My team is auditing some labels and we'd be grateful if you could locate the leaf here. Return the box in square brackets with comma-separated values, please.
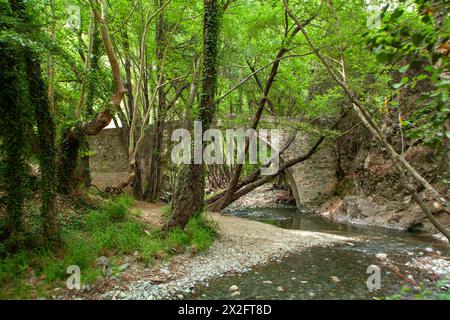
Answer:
[412, 33, 424, 46]
[376, 52, 393, 63]
[416, 74, 427, 81]
[399, 65, 409, 73]
[391, 8, 404, 20]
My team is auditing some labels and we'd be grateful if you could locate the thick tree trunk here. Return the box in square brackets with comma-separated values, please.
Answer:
[25, 49, 59, 243]
[165, 0, 220, 230]
[0, 37, 28, 241]
[145, 119, 165, 201]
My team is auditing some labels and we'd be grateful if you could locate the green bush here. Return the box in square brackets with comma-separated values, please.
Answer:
[140, 238, 165, 264]
[186, 214, 218, 251]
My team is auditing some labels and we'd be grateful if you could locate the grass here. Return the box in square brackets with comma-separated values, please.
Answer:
[0, 194, 217, 299]
[385, 279, 450, 300]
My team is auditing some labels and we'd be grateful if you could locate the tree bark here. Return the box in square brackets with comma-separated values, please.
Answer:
[25, 49, 59, 244]
[165, 0, 220, 230]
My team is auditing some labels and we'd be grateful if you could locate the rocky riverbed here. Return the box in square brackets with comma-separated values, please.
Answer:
[61, 195, 448, 300]
[100, 213, 351, 300]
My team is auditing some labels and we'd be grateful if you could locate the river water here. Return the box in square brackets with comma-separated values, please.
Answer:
[188, 206, 449, 300]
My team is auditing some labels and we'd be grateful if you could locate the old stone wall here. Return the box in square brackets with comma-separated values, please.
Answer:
[88, 128, 144, 191]
[281, 130, 337, 207]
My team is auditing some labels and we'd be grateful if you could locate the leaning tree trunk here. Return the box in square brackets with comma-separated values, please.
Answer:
[58, 0, 127, 195]
[283, 0, 450, 241]
[213, 24, 303, 212]
[165, 0, 220, 230]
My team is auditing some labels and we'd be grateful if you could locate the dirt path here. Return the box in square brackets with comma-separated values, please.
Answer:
[134, 201, 165, 227]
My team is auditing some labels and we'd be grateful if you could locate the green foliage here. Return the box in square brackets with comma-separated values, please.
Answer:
[366, 0, 450, 147]
[0, 195, 216, 298]
[0, 19, 33, 241]
[386, 279, 450, 300]
[186, 213, 218, 251]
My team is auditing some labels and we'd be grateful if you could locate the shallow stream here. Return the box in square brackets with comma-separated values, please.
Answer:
[189, 207, 449, 299]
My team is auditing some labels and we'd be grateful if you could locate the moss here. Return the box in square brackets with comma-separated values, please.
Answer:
[334, 176, 354, 197]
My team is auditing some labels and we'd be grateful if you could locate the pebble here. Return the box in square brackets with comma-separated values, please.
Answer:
[160, 268, 170, 275]
[231, 291, 240, 297]
[440, 284, 450, 291]
[276, 286, 284, 292]
[375, 253, 387, 261]
[424, 247, 433, 254]
[97, 256, 109, 266]
[262, 280, 273, 285]
[229, 285, 239, 292]
[119, 263, 130, 272]
[330, 276, 340, 283]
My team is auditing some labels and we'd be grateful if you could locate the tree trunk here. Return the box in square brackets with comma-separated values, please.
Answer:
[25, 49, 59, 244]
[47, 0, 56, 114]
[0, 34, 28, 241]
[212, 25, 302, 211]
[165, 0, 220, 230]
[145, 0, 166, 202]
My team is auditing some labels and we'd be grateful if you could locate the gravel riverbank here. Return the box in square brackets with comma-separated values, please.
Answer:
[102, 213, 352, 300]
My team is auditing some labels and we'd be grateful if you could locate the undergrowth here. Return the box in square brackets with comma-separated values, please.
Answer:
[385, 279, 450, 300]
[0, 195, 217, 299]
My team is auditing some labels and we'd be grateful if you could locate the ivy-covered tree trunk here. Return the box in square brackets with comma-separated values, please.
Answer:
[57, 127, 83, 195]
[0, 41, 29, 242]
[1, 0, 58, 244]
[24, 50, 59, 244]
[165, 0, 220, 230]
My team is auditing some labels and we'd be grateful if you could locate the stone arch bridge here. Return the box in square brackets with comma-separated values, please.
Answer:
[88, 118, 337, 208]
